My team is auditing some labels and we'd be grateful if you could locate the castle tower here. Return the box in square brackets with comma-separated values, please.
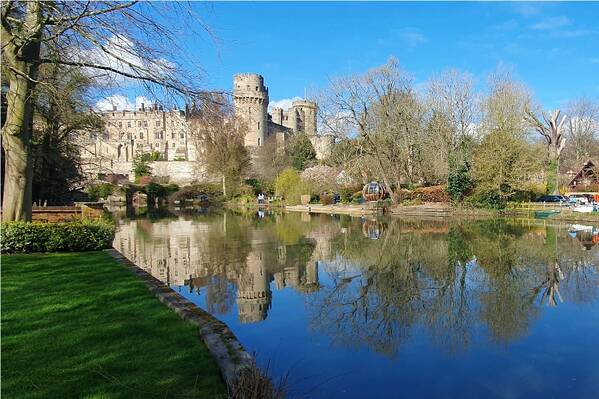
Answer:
[236, 249, 272, 323]
[291, 100, 317, 135]
[233, 73, 269, 147]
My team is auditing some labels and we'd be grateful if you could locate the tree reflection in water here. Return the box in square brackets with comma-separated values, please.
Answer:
[306, 217, 598, 355]
[113, 211, 598, 358]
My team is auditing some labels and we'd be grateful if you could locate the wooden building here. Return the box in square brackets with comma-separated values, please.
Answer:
[568, 160, 598, 190]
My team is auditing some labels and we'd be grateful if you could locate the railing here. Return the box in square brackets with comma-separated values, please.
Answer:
[507, 202, 573, 211]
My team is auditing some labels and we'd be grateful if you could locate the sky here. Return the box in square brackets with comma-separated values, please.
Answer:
[99, 1, 599, 111]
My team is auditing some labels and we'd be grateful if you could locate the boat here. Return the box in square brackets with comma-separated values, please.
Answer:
[534, 210, 561, 219]
[573, 205, 597, 213]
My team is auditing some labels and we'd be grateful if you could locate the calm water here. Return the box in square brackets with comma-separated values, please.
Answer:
[113, 210, 599, 399]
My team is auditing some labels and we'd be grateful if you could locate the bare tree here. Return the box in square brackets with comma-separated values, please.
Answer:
[188, 95, 249, 199]
[1, 1, 208, 220]
[319, 58, 413, 203]
[426, 69, 478, 181]
[525, 107, 567, 194]
[563, 98, 599, 170]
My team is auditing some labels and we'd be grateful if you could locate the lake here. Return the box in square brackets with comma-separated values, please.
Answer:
[113, 210, 599, 399]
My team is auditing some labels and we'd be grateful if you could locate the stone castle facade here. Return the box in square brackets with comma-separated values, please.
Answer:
[80, 74, 332, 184]
[233, 73, 329, 157]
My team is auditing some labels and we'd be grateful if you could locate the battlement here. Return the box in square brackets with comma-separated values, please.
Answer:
[291, 100, 317, 109]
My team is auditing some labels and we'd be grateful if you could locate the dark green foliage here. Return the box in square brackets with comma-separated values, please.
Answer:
[339, 187, 353, 204]
[352, 191, 363, 204]
[169, 183, 224, 203]
[465, 189, 506, 209]
[143, 182, 178, 203]
[1, 252, 225, 398]
[86, 183, 115, 201]
[132, 151, 161, 180]
[245, 178, 274, 196]
[447, 162, 473, 202]
[1, 220, 115, 253]
[289, 133, 317, 170]
[546, 158, 558, 194]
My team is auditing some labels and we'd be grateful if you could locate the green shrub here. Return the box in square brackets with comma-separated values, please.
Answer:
[87, 183, 115, 201]
[447, 163, 473, 202]
[351, 191, 363, 204]
[169, 183, 223, 203]
[1, 220, 116, 253]
[464, 189, 506, 209]
[339, 187, 353, 204]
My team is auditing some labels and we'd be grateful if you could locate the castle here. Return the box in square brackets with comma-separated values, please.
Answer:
[233, 73, 329, 157]
[80, 74, 332, 184]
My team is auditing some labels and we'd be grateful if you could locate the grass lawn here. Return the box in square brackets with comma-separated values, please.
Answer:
[1, 251, 226, 399]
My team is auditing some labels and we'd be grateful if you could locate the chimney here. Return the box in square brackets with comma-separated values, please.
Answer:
[112, 105, 117, 111]
[140, 103, 145, 111]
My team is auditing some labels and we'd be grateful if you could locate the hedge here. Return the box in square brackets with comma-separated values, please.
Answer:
[1, 220, 116, 253]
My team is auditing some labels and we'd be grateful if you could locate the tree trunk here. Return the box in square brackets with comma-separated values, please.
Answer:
[1, 1, 42, 221]
[222, 174, 227, 199]
[2, 71, 38, 221]
[547, 150, 560, 195]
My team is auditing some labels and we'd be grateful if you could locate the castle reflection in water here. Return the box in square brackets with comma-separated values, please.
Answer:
[113, 212, 332, 323]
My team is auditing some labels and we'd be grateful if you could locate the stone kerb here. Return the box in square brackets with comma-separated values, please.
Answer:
[105, 249, 255, 387]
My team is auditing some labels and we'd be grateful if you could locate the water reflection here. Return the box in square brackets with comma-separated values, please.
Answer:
[113, 211, 599, 397]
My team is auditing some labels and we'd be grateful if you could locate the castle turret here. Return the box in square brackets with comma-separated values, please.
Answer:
[236, 249, 271, 323]
[291, 100, 317, 135]
[233, 73, 269, 147]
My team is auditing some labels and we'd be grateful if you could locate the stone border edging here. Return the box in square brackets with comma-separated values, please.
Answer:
[105, 248, 254, 387]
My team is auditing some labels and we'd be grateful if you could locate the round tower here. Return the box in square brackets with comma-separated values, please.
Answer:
[236, 250, 271, 323]
[292, 100, 317, 135]
[233, 73, 269, 146]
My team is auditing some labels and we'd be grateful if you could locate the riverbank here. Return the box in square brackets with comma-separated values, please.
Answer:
[1, 252, 226, 398]
[284, 203, 599, 224]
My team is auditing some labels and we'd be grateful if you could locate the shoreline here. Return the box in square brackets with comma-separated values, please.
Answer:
[106, 249, 256, 387]
[283, 203, 599, 224]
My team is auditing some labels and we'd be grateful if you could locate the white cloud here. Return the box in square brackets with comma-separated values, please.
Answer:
[79, 35, 175, 86]
[268, 96, 303, 111]
[397, 28, 427, 48]
[95, 95, 134, 111]
[531, 16, 571, 30]
[95, 95, 156, 111]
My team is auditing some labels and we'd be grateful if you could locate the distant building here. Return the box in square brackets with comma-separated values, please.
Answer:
[233, 73, 333, 159]
[568, 160, 598, 190]
[80, 73, 333, 184]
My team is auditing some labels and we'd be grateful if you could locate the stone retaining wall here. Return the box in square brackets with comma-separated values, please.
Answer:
[105, 249, 255, 387]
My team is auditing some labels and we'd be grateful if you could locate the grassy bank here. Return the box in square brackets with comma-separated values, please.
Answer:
[1, 251, 226, 398]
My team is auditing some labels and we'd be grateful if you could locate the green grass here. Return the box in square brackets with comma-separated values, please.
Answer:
[1, 251, 226, 399]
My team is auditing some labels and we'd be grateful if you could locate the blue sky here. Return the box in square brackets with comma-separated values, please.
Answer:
[105, 2, 599, 110]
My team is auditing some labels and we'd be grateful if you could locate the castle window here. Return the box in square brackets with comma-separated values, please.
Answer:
[171, 132, 175, 139]
[127, 121, 131, 128]
[143, 121, 148, 127]
[138, 121, 142, 127]
[257, 122, 260, 129]
[140, 132, 144, 139]
[156, 120, 161, 127]
[180, 133, 184, 138]
[156, 143, 160, 148]
[155, 132, 159, 139]
[127, 133, 132, 140]
[118, 121, 122, 128]
[258, 138, 261, 146]
[256, 86, 258, 91]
